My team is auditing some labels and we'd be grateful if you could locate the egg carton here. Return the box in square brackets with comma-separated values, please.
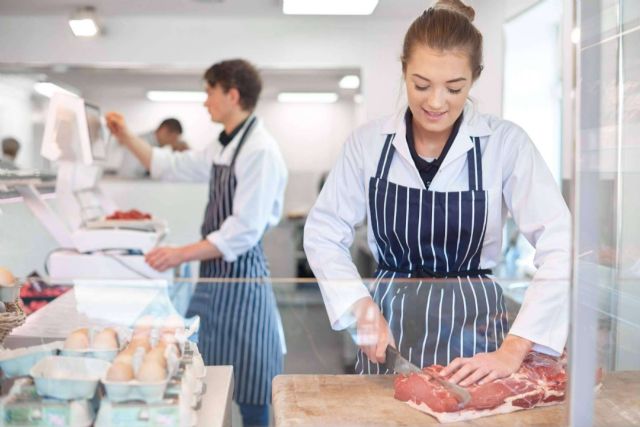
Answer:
[94, 396, 197, 427]
[30, 355, 111, 400]
[101, 347, 181, 404]
[0, 341, 64, 378]
[0, 378, 95, 427]
[61, 327, 129, 362]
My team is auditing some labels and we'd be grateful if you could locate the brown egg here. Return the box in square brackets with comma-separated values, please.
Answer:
[93, 328, 119, 350]
[158, 335, 181, 356]
[127, 337, 151, 354]
[132, 328, 151, 340]
[114, 351, 134, 365]
[64, 328, 90, 350]
[136, 360, 166, 382]
[106, 362, 134, 382]
[160, 314, 185, 335]
[0, 267, 17, 287]
[136, 315, 156, 328]
[144, 347, 167, 369]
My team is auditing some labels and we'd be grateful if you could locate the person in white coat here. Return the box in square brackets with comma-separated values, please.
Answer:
[106, 59, 287, 427]
[304, 0, 570, 387]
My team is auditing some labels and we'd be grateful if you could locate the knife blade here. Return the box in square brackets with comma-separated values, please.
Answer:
[385, 346, 471, 408]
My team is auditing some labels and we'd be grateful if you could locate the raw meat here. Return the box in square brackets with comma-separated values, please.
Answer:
[106, 209, 152, 220]
[394, 351, 567, 423]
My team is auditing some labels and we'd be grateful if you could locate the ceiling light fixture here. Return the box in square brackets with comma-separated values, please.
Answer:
[339, 75, 360, 89]
[146, 91, 207, 102]
[283, 0, 379, 15]
[33, 82, 78, 98]
[277, 92, 339, 103]
[69, 6, 101, 37]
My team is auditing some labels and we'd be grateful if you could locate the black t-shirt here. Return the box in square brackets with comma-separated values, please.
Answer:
[218, 117, 249, 147]
[405, 108, 463, 190]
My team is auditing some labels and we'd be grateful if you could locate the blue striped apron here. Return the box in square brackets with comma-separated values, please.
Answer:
[186, 117, 283, 405]
[356, 133, 510, 374]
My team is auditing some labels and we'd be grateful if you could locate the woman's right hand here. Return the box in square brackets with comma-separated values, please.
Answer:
[352, 297, 395, 364]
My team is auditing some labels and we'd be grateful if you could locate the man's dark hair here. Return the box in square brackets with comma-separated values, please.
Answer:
[2, 137, 20, 157]
[204, 59, 262, 111]
[157, 118, 183, 134]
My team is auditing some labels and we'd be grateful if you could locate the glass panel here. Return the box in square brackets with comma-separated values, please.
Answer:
[572, 0, 640, 424]
[621, 0, 640, 32]
[580, 0, 619, 47]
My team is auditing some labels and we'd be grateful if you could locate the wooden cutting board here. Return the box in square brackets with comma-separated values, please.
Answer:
[272, 372, 640, 426]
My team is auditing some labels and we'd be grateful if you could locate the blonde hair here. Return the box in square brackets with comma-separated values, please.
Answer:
[401, 0, 483, 80]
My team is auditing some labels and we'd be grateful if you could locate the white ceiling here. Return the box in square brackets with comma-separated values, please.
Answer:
[0, 0, 430, 19]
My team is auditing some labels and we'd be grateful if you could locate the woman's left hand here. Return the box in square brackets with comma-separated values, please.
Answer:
[439, 335, 532, 387]
[145, 246, 185, 272]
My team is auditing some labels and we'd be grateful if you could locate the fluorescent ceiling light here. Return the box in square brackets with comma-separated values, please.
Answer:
[34, 82, 78, 98]
[69, 7, 100, 37]
[354, 94, 364, 104]
[69, 19, 98, 37]
[278, 92, 339, 103]
[146, 91, 207, 102]
[339, 75, 360, 89]
[283, 0, 379, 15]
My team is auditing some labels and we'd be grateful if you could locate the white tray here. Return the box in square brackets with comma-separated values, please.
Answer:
[85, 218, 166, 232]
[0, 341, 63, 378]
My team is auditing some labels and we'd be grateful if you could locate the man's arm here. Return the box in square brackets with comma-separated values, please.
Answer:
[105, 112, 152, 170]
[144, 240, 223, 272]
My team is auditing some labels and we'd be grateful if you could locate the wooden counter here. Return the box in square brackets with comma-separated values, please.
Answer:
[273, 372, 640, 426]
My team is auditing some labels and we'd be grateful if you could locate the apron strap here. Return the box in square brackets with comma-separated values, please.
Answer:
[467, 136, 484, 191]
[378, 262, 492, 278]
[375, 134, 396, 179]
[230, 116, 258, 168]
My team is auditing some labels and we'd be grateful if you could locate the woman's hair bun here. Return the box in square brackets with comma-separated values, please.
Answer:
[433, 0, 475, 22]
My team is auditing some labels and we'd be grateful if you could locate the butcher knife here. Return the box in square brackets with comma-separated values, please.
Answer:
[385, 346, 471, 408]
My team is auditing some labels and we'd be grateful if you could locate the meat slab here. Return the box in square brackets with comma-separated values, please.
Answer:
[106, 209, 152, 220]
[394, 352, 567, 423]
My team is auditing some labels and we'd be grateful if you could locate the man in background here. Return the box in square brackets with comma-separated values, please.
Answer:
[116, 118, 184, 178]
[1, 137, 20, 170]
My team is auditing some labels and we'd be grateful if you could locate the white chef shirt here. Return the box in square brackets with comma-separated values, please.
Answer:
[304, 101, 570, 356]
[150, 117, 288, 263]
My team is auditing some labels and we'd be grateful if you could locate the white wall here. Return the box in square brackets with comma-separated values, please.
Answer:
[258, 100, 356, 173]
[503, 0, 563, 182]
[0, 75, 36, 168]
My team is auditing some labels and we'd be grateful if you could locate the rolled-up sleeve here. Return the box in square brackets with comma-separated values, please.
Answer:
[205, 146, 287, 262]
[150, 146, 213, 182]
[500, 125, 571, 356]
[303, 133, 371, 330]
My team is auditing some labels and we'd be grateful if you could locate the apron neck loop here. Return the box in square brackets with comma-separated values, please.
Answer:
[466, 136, 484, 191]
[230, 116, 258, 168]
[375, 134, 396, 180]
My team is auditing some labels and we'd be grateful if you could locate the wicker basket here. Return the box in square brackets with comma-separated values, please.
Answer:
[0, 298, 26, 345]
